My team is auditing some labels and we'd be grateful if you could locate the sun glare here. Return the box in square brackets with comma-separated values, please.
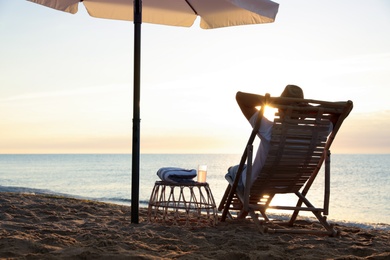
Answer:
[263, 105, 277, 121]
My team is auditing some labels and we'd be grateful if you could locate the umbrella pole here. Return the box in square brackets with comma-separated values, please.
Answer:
[131, 0, 142, 224]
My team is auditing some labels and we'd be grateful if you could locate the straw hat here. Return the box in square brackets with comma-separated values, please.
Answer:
[280, 85, 304, 99]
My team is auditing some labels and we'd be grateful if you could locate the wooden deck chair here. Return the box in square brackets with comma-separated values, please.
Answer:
[218, 94, 353, 236]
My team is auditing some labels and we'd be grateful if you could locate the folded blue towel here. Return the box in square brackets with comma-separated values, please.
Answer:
[157, 167, 197, 183]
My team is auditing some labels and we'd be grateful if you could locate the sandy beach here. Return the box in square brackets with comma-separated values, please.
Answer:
[0, 192, 389, 259]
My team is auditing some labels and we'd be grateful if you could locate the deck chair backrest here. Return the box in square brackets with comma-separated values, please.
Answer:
[248, 96, 353, 202]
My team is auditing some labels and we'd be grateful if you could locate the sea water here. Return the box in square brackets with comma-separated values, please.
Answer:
[0, 154, 388, 229]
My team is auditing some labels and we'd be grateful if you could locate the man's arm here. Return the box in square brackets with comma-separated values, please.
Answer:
[236, 91, 265, 121]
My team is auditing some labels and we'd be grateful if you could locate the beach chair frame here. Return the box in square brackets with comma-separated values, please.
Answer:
[218, 94, 353, 236]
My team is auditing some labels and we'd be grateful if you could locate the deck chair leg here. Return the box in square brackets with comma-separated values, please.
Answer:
[218, 185, 231, 211]
[221, 189, 234, 221]
[290, 150, 331, 225]
[249, 210, 265, 234]
[259, 209, 270, 222]
[294, 192, 337, 236]
[220, 162, 248, 221]
[259, 194, 274, 222]
[218, 185, 234, 222]
[226, 211, 234, 220]
[219, 184, 243, 221]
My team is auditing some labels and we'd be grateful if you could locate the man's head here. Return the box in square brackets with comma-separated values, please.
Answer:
[280, 85, 304, 99]
[278, 85, 305, 119]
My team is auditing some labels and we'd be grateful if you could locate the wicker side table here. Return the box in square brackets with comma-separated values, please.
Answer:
[148, 181, 217, 227]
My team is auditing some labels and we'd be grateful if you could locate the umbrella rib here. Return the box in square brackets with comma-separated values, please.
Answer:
[185, 0, 198, 15]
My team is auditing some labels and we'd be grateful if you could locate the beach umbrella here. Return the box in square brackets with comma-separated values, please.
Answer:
[26, 0, 279, 223]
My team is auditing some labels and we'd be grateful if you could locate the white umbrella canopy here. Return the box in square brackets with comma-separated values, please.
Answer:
[27, 0, 279, 223]
[28, 0, 279, 28]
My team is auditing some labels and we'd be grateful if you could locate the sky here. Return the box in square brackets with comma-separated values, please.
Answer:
[1, 0, 390, 154]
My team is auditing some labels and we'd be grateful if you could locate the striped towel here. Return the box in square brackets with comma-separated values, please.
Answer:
[157, 167, 197, 183]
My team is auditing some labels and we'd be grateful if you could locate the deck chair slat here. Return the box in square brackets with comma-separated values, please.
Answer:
[263, 157, 322, 164]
